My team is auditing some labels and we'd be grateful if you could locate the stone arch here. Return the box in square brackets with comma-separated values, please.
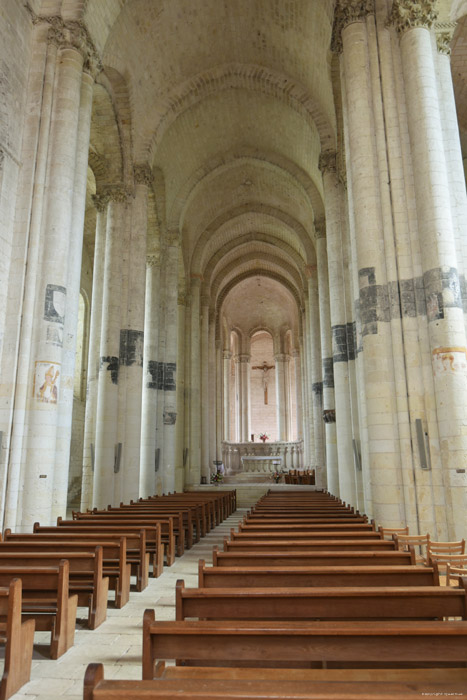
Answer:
[146, 62, 336, 163]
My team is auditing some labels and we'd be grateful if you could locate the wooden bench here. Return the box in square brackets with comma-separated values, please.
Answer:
[111, 504, 199, 545]
[32, 523, 160, 583]
[0, 560, 77, 659]
[212, 546, 417, 567]
[223, 538, 397, 553]
[0, 549, 108, 629]
[176, 579, 466, 621]
[142, 613, 467, 676]
[230, 529, 383, 543]
[238, 522, 377, 534]
[83, 662, 467, 699]
[2, 535, 131, 607]
[138, 498, 207, 537]
[198, 561, 440, 587]
[0, 579, 35, 700]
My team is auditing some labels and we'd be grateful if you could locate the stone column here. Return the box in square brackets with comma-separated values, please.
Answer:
[208, 313, 217, 469]
[315, 223, 339, 496]
[53, 65, 95, 519]
[307, 271, 325, 484]
[292, 349, 302, 442]
[391, 0, 467, 538]
[216, 339, 223, 465]
[337, 0, 404, 525]
[118, 164, 150, 501]
[161, 236, 180, 493]
[174, 291, 186, 492]
[19, 32, 88, 528]
[93, 188, 128, 509]
[200, 296, 210, 481]
[274, 353, 289, 441]
[319, 150, 356, 504]
[222, 350, 232, 441]
[188, 276, 201, 484]
[139, 253, 161, 498]
[80, 194, 108, 510]
[237, 354, 251, 442]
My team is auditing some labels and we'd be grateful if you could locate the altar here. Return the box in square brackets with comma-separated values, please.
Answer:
[222, 440, 303, 474]
[241, 455, 283, 473]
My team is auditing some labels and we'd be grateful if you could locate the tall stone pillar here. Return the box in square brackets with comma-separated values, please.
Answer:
[274, 354, 289, 441]
[80, 194, 108, 510]
[174, 291, 186, 492]
[161, 236, 180, 493]
[16, 29, 93, 529]
[237, 354, 251, 442]
[200, 296, 210, 481]
[216, 339, 223, 465]
[292, 349, 302, 442]
[307, 271, 325, 484]
[319, 151, 356, 505]
[315, 224, 339, 496]
[208, 314, 217, 469]
[119, 164, 150, 501]
[223, 350, 232, 441]
[188, 276, 201, 484]
[140, 253, 161, 498]
[53, 66, 95, 520]
[93, 189, 128, 508]
[391, 1, 467, 538]
[337, 1, 404, 525]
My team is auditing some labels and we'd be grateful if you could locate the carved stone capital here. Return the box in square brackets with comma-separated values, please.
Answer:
[274, 353, 289, 363]
[223, 350, 233, 360]
[178, 292, 187, 306]
[166, 231, 180, 248]
[0, 149, 4, 169]
[314, 220, 326, 240]
[26, 8, 102, 76]
[319, 150, 337, 174]
[389, 0, 438, 36]
[435, 23, 456, 55]
[236, 354, 251, 363]
[146, 253, 160, 268]
[134, 163, 154, 186]
[201, 295, 210, 308]
[92, 192, 110, 212]
[105, 186, 129, 204]
[332, 0, 375, 53]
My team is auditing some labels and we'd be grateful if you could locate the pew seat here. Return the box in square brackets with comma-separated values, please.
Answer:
[0, 579, 35, 700]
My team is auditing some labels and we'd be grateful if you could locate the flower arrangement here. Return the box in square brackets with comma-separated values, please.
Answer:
[210, 471, 224, 483]
[259, 432, 269, 442]
[272, 471, 282, 483]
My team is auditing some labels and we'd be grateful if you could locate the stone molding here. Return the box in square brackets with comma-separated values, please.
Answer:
[92, 192, 110, 212]
[319, 150, 337, 174]
[389, 0, 438, 36]
[134, 163, 154, 186]
[26, 6, 102, 76]
[332, 0, 375, 53]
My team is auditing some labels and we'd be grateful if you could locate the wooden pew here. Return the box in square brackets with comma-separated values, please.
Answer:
[237, 522, 377, 534]
[138, 498, 207, 537]
[83, 662, 467, 700]
[111, 504, 199, 545]
[0, 560, 77, 659]
[2, 535, 132, 607]
[0, 549, 108, 629]
[0, 579, 35, 700]
[142, 612, 467, 676]
[212, 546, 417, 567]
[230, 529, 383, 542]
[176, 579, 466, 621]
[223, 537, 398, 553]
[32, 523, 160, 583]
[198, 560, 440, 587]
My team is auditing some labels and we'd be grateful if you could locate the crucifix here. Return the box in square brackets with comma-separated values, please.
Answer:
[252, 360, 275, 404]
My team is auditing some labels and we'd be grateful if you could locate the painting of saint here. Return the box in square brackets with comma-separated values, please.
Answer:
[35, 362, 60, 403]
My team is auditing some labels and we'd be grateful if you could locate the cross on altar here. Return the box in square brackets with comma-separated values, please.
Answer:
[252, 361, 275, 404]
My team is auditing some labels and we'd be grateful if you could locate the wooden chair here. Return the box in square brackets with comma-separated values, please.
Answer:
[394, 533, 430, 563]
[378, 526, 409, 541]
[446, 562, 467, 586]
[427, 541, 466, 571]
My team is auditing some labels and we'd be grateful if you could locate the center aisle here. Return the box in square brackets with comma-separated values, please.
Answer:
[14, 509, 246, 700]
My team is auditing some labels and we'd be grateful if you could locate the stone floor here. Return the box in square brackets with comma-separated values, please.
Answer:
[11, 509, 245, 699]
